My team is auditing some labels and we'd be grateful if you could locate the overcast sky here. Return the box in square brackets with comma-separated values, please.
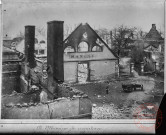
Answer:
[2, 0, 165, 38]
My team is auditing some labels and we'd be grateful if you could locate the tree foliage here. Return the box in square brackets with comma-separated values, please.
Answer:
[95, 25, 148, 57]
[130, 42, 144, 64]
[111, 25, 137, 57]
[95, 28, 110, 45]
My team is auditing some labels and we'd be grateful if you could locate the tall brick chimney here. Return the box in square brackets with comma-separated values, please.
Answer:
[24, 26, 36, 68]
[47, 21, 64, 97]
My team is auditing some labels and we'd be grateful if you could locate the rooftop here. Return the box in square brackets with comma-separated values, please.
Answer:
[145, 24, 163, 41]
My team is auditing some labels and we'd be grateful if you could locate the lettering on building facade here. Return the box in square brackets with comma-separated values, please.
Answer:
[69, 54, 94, 59]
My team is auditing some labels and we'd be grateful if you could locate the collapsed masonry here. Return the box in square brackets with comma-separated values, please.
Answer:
[2, 21, 92, 119]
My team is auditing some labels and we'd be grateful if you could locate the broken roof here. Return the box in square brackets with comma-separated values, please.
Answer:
[63, 23, 118, 59]
[145, 24, 163, 41]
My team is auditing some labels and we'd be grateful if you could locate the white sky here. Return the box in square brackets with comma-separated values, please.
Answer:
[2, 0, 165, 38]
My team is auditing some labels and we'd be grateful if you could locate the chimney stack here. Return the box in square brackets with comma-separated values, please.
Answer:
[47, 21, 64, 82]
[152, 24, 156, 29]
[47, 21, 64, 81]
[47, 21, 64, 97]
[24, 26, 36, 68]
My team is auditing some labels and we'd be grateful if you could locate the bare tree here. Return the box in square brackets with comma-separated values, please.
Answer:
[134, 28, 147, 39]
[130, 41, 144, 64]
[95, 28, 110, 45]
[111, 25, 137, 57]
[36, 26, 46, 37]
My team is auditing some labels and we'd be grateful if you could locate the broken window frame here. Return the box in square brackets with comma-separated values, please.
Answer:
[64, 45, 75, 53]
[78, 41, 89, 52]
[92, 45, 102, 52]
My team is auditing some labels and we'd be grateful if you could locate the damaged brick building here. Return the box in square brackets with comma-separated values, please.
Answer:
[2, 21, 92, 119]
[36, 23, 119, 83]
[63, 23, 118, 83]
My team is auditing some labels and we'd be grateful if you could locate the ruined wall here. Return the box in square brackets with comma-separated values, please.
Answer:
[2, 97, 92, 119]
[2, 62, 21, 95]
[63, 60, 117, 83]
[63, 44, 118, 83]
[64, 45, 117, 62]
[2, 73, 21, 95]
[2, 47, 21, 95]
[90, 60, 116, 81]
[64, 62, 77, 83]
[2, 82, 92, 119]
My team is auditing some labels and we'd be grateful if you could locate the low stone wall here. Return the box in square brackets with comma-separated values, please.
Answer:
[2, 81, 92, 119]
[2, 96, 92, 119]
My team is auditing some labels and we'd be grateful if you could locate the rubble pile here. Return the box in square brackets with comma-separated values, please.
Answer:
[58, 83, 88, 98]
[2, 83, 92, 119]
[2, 83, 89, 109]
[92, 104, 122, 119]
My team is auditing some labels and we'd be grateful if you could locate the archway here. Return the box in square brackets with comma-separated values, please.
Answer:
[64, 46, 75, 53]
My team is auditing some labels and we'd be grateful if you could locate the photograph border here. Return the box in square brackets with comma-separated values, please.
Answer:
[0, 0, 165, 133]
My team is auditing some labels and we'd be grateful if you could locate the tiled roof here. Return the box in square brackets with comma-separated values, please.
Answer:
[145, 24, 163, 41]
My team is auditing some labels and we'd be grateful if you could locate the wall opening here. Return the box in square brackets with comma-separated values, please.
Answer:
[77, 62, 89, 83]
[78, 41, 88, 52]
[92, 45, 102, 52]
[64, 46, 75, 53]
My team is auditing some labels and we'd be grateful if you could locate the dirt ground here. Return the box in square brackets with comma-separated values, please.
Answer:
[72, 75, 164, 119]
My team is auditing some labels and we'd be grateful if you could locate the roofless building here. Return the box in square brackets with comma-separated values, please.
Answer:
[35, 23, 119, 83]
[62, 23, 118, 83]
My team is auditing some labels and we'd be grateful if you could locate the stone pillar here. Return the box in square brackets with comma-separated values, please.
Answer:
[117, 64, 120, 77]
[130, 62, 134, 74]
[156, 62, 160, 71]
[140, 62, 144, 75]
[47, 20, 64, 97]
[24, 26, 36, 68]
[154, 62, 160, 71]
[115, 61, 119, 78]
[153, 61, 157, 72]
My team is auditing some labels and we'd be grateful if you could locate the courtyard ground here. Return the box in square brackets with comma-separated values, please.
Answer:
[71, 74, 164, 119]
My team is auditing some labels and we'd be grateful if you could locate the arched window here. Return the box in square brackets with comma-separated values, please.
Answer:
[92, 45, 102, 52]
[64, 46, 75, 53]
[78, 41, 88, 52]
